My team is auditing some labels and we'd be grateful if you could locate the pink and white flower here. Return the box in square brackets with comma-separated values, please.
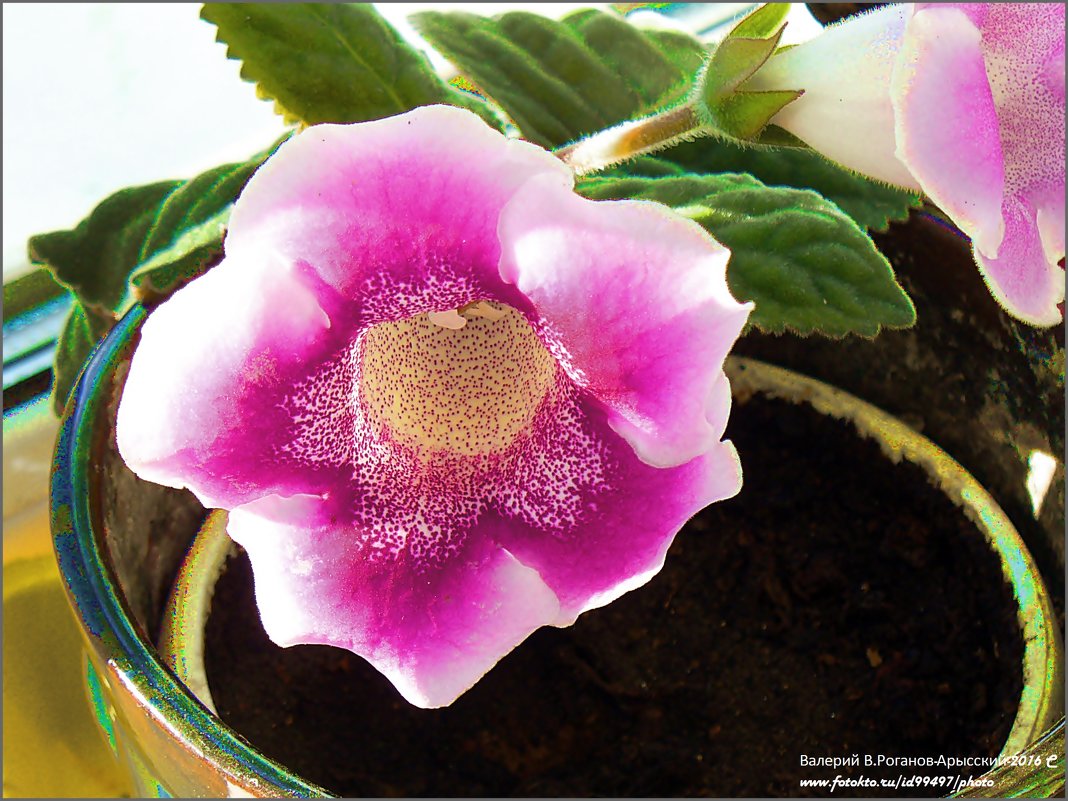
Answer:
[750, 3, 1065, 326]
[117, 105, 751, 708]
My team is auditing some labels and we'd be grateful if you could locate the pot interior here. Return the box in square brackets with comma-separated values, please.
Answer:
[152, 357, 1061, 797]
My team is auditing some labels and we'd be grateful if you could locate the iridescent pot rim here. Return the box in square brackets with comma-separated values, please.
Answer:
[53, 305, 1063, 798]
[50, 303, 329, 797]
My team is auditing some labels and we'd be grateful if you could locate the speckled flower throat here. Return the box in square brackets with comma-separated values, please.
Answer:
[360, 302, 557, 457]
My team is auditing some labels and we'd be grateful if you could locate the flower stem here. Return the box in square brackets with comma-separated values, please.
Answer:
[554, 103, 708, 176]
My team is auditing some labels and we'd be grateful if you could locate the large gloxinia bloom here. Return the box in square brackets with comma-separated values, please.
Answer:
[749, 3, 1065, 327]
[117, 105, 751, 708]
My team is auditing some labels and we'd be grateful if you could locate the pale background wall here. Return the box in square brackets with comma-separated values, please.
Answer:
[2, 3, 819, 280]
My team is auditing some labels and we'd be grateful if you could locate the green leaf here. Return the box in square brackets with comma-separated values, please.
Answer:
[731, 3, 791, 39]
[137, 159, 259, 264]
[2, 267, 67, 323]
[700, 25, 785, 102]
[51, 301, 100, 416]
[132, 136, 290, 298]
[706, 88, 803, 140]
[29, 150, 272, 316]
[200, 3, 500, 128]
[129, 206, 230, 302]
[561, 10, 703, 109]
[576, 174, 916, 338]
[412, 8, 706, 147]
[29, 181, 181, 316]
[644, 28, 708, 82]
[664, 138, 922, 232]
[597, 155, 689, 179]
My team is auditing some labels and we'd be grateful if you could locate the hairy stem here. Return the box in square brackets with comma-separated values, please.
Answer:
[553, 103, 708, 175]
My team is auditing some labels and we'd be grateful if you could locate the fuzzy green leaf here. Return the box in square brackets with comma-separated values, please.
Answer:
[412, 8, 705, 147]
[29, 182, 181, 316]
[51, 300, 101, 416]
[128, 147, 279, 299]
[700, 27, 785, 102]
[29, 151, 271, 316]
[137, 159, 259, 264]
[200, 3, 499, 128]
[597, 155, 689, 179]
[731, 3, 791, 39]
[665, 138, 922, 232]
[644, 28, 708, 80]
[561, 10, 704, 109]
[706, 88, 803, 140]
[128, 206, 230, 303]
[576, 174, 916, 337]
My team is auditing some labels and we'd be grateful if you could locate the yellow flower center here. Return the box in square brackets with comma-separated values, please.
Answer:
[359, 302, 557, 456]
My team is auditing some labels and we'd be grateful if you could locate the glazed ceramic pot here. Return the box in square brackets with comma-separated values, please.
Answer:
[51, 305, 327, 797]
[52, 297, 1064, 797]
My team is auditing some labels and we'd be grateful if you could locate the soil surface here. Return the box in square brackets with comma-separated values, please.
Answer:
[204, 395, 1024, 797]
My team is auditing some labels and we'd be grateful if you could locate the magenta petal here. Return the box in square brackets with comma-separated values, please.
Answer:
[892, 6, 1005, 256]
[492, 394, 743, 622]
[228, 383, 742, 706]
[498, 175, 751, 468]
[973, 193, 1066, 327]
[117, 104, 751, 708]
[116, 251, 340, 509]
[117, 106, 573, 509]
[895, 4, 1065, 325]
[225, 105, 573, 319]
[228, 495, 560, 709]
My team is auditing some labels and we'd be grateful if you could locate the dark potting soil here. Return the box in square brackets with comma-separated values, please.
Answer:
[204, 394, 1024, 797]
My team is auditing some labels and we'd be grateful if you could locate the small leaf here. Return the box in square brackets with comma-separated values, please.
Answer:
[138, 159, 260, 263]
[200, 3, 499, 128]
[731, 3, 791, 39]
[413, 8, 705, 147]
[643, 28, 707, 81]
[134, 137, 290, 298]
[51, 300, 100, 416]
[664, 138, 922, 232]
[29, 182, 181, 316]
[576, 174, 916, 338]
[413, 11, 616, 147]
[563, 10, 703, 109]
[700, 26, 786, 102]
[597, 155, 689, 179]
[129, 206, 229, 302]
[707, 88, 803, 140]
[29, 150, 272, 316]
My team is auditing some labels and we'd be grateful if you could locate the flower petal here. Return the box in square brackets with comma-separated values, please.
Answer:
[117, 106, 573, 509]
[228, 379, 743, 706]
[897, 3, 1065, 325]
[116, 251, 342, 509]
[228, 495, 561, 709]
[748, 4, 920, 190]
[973, 192, 1066, 327]
[118, 104, 753, 709]
[1036, 190, 1065, 269]
[892, 6, 1006, 256]
[498, 175, 751, 468]
[225, 104, 573, 321]
[492, 394, 744, 623]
